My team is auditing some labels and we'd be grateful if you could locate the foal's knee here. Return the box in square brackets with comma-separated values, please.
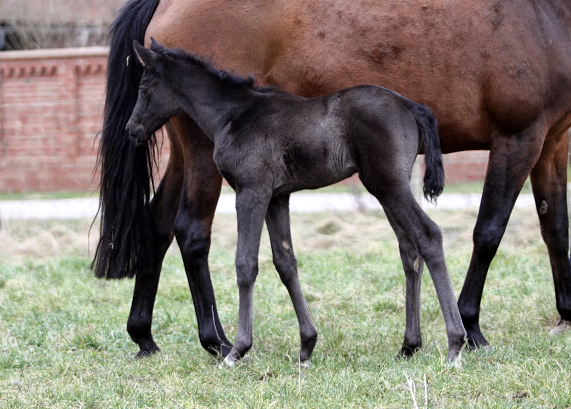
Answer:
[235, 255, 259, 288]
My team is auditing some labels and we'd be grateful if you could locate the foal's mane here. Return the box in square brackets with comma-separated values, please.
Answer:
[151, 41, 279, 92]
[152, 41, 277, 93]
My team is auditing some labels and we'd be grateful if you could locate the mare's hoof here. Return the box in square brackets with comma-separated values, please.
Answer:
[135, 345, 160, 359]
[549, 319, 571, 335]
[397, 345, 421, 359]
[465, 332, 489, 350]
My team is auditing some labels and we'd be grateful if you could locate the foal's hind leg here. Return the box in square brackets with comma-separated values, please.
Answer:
[384, 192, 465, 361]
[361, 176, 466, 360]
[530, 131, 571, 331]
[385, 212, 424, 358]
[265, 195, 318, 363]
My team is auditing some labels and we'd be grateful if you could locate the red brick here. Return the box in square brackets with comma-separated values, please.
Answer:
[0, 48, 488, 193]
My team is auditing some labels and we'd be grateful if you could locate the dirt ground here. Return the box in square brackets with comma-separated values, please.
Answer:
[0, 205, 543, 261]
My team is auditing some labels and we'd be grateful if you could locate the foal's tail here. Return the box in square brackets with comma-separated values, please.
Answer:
[92, 0, 160, 279]
[406, 101, 445, 202]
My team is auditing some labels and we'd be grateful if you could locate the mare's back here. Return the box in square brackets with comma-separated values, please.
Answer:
[147, 0, 571, 149]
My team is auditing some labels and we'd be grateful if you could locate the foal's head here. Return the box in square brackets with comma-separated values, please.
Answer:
[125, 39, 187, 144]
[125, 39, 256, 145]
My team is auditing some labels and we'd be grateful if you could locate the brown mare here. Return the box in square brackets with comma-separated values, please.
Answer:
[94, 0, 571, 358]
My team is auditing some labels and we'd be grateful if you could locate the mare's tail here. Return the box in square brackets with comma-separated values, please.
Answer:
[406, 101, 445, 202]
[92, 0, 160, 279]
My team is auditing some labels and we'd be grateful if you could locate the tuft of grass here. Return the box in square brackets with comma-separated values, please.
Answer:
[1, 207, 568, 408]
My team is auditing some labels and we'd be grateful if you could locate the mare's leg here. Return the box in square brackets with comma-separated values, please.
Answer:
[127, 123, 183, 357]
[173, 117, 232, 357]
[457, 125, 546, 348]
[530, 130, 571, 329]
[360, 175, 465, 360]
[265, 195, 318, 363]
[384, 211, 424, 357]
[223, 189, 271, 366]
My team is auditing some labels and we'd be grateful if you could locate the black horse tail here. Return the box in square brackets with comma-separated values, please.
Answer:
[92, 0, 160, 279]
[406, 101, 445, 202]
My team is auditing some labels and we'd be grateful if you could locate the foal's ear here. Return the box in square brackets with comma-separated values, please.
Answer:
[149, 37, 167, 53]
[132, 40, 158, 68]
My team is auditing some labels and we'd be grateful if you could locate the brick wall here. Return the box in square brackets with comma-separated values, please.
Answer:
[1, 47, 107, 192]
[0, 47, 487, 193]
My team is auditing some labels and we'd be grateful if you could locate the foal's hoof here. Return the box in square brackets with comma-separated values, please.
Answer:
[219, 352, 253, 368]
[220, 356, 237, 368]
[549, 319, 571, 336]
[446, 352, 463, 369]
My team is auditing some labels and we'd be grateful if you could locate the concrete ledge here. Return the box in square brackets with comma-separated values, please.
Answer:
[0, 46, 109, 61]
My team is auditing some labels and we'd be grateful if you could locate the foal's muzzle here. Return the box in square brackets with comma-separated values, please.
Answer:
[125, 120, 150, 146]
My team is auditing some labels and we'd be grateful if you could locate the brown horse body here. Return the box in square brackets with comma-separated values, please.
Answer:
[95, 0, 571, 357]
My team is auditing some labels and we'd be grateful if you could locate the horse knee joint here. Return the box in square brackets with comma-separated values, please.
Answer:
[458, 302, 479, 326]
[235, 257, 258, 287]
[183, 237, 211, 258]
[174, 215, 211, 253]
[473, 224, 503, 256]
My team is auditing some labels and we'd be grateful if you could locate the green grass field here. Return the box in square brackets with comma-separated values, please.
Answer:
[1, 208, 569, 408]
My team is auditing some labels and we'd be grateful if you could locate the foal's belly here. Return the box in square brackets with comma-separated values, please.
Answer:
[272, 134, 357, 196]
[274, 165, 356, 196]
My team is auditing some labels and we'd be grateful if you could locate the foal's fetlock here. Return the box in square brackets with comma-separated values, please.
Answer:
[299, 331, 318, 363]
[221, 349, 241, 368]
[446, 335, 467, 365]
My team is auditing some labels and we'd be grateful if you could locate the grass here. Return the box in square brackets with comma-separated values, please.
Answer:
[0, 191, 98, 201]
[0, 208, 569, 408]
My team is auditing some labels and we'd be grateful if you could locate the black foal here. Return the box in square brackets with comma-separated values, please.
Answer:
[126, 39, 466, 365]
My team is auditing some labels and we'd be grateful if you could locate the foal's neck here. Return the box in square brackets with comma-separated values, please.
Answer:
[175, 70, 252, 141]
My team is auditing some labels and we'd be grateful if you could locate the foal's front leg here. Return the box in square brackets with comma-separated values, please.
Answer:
[223, 189, 271, 367]
[265, 195, 318, 364]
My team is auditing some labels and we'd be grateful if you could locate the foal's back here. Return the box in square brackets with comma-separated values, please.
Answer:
[220, 85, 420, 195]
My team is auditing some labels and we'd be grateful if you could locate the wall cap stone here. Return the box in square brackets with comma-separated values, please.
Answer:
[0, 47, 109, 61]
